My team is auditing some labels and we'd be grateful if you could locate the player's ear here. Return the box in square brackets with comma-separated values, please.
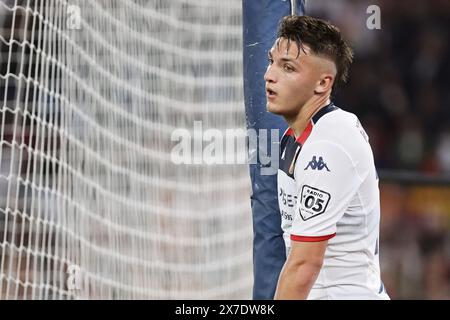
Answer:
[314, 73, 334, 94]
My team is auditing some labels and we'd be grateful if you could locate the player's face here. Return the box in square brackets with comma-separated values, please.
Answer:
[264, 38, 319, 117]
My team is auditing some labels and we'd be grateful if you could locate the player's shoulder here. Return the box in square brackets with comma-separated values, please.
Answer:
[313, 106, 358, 135]
[305, 104, 373, 166]
[310, 105, 367, 149]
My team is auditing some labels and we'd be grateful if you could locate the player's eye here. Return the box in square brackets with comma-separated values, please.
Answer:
[268, 57, 274, 65]
[284, 64, 294, 72]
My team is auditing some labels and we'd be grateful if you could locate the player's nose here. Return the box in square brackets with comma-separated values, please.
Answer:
[264, 64, 277, 83]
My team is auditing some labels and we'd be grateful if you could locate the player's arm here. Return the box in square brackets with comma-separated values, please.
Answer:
[274, 239, 328, 299]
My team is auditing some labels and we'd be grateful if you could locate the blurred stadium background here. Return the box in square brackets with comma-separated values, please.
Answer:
[1, 0, 449, 299]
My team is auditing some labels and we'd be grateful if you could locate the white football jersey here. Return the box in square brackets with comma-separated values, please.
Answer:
[277, 103, 389, 300]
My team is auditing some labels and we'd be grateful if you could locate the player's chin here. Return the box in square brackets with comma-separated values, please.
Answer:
[267, 102, 283, 115]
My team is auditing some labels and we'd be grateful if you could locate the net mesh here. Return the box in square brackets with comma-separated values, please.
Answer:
[0, 0, 252, 299]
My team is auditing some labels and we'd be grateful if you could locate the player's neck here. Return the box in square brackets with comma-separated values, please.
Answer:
[287, 98, 331, 139]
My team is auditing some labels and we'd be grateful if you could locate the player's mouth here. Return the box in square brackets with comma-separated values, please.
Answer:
[266, 87, 277, 100]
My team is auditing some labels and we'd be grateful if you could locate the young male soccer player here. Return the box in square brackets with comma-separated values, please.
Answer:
[265, 15, 389, 299]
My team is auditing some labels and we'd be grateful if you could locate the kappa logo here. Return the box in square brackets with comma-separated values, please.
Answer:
[304, 156, 330, 171]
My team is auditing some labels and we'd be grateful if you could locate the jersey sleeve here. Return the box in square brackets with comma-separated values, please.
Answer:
[291, 140, 363, 242]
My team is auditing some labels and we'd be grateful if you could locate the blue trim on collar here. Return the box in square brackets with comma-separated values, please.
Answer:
[312, 103, 338, 124]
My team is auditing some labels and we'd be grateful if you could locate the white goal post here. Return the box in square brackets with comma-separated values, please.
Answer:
[0, 0, 252, 299]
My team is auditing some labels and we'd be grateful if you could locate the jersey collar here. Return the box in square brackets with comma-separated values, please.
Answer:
[312, 102, 338, 124]
[284, 121, 313, 145]
[284, 102, 337, 145]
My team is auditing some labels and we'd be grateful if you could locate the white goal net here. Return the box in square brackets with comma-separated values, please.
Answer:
[0, 0, 252, 299]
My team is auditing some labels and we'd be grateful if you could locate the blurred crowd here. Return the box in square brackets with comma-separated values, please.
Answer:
[380, 183, 450, 299]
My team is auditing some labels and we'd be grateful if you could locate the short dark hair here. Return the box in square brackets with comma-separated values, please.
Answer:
[277, 15, 353, 90]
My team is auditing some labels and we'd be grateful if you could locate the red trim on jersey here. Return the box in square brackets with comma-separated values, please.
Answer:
[284, 121, 313, 144]
[296, 121, 313, 144]
[290, 233, 336, 242]
[284, 127, 294, 137]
